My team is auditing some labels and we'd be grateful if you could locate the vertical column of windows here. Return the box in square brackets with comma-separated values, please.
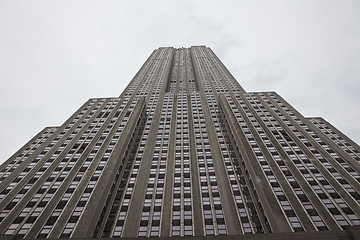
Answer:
[190, 94, 226, 236]
[194, 47, 264, 234]
[178, 49, 186, 92]
[209, 93, 266, 234]
[154, 48, 172, 94]
[185, 49, 197, 92]
[230, 94, 305, 232]
[112, 88, 162, 237]
[220, 95, 267, 233]
[135, 48, 171, 97]
[137, 94, 173, 237]
[99, 101, 145, 238]
[242, 94, 329, 231]
[196, 47, 226, 94]
[171, 93, 193, 236]
[124, 50, 159, 97]
[206, 48, 242, 93]
[111, 146, 141, 237]
[191, 49, 212, 94]
[168, 50, 178, 92]
[205, 91, 240, 234]
[135, 50, 164, 97]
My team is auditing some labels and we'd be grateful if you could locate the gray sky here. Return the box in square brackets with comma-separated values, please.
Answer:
[0, 0, 359, 164]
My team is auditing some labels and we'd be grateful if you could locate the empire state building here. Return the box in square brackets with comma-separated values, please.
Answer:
[0, 46, 359, 240]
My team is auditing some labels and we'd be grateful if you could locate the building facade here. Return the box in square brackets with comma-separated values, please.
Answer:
[0, 46, 359, 239]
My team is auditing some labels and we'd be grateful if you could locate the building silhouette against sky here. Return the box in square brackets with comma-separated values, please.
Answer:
[0, 46, 359, 239]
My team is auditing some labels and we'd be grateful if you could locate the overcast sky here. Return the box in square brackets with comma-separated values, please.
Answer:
[0, 0, 359, 164]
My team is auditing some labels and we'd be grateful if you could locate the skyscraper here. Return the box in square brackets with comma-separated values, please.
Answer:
[0, 46, 359, 240]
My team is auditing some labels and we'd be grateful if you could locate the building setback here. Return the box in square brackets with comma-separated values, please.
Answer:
[0, 46, 359, 240]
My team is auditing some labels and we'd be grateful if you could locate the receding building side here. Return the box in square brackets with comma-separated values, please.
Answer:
[0, 46, 359, 240]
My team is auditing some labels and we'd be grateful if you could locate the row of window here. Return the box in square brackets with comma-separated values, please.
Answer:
[58, 99, 132, 238]
[0, 99, 101, 236]
[1, 98, 135, 238]
[309, 118, 360, 162]
[0, 127, 58, 183]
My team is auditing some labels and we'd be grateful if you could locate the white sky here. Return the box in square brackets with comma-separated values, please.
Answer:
[0, 0, 359, 164]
